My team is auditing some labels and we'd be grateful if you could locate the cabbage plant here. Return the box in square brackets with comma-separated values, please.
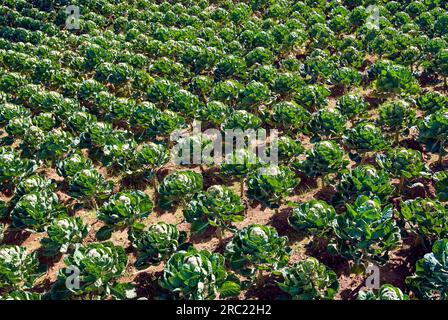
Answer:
[136, 142, 169, 183]
[333, 165, 394, 205]
[0, 290, 42, 300]
[418, 108, 448, 165]
[14, 175, 56, 201]
[130, 102, 158, 131]
[214, 55, 246, 80]
[160, 247, 240, 300]
[82, 121, 113, 148]
[132, 222, 186, 269]
[277, 258, 339, 300]
[376, 148, 428, 191]
[399, 198, 448, 242]
[40, 217, 89, 256]
[247, 165, 299, 209]
[211, 79, 243, 105]
[174, 134, 213, 166]
[0, 224, 4, 243]
[11, 191, 67, 232]
[373, 62, 419, 96]
[310, 109, 347, 140]
[97, 190, 153, 240]
[5, 116, 32, 137]
[416, 91, 448, 114]
[51, 242, 132, 300]
[100, 132, 138, 174]
[0, 148, 35, 183]
[220, 148, 259, 196]
[33, 112, 56, 131]
[288, 200, 336, 236]
[67, 111, 96, 134]
[270, 101, 310, 133]
[225, 224, 290, 277]
[329, 67, 362, 92]
[378, 100, 416, 144]
[0, 103, 31, 125]
[434, 49, 448, 89]
[272, 72, 303, 96]
[147, 110, 186, 137]
[158, 170, 203, 209]
[272, 136, 304, 164]
[0, 246, 41, 291]
[198, 101, 230, 126]
[168, 89, 201, 117]
[328, 196, 401, 266]
[240, 81, 271, 109]
[68, 169, 112, 206]
[406, 239, 448, 300]
[343, 122, 388, 162]
[298, 141, 348, 185]
[294, 84, 330, 112]
[336, 95, 367, 121]
[358, 284, 409, 300]
[434, 171, 448, 201]
[184, 185, 244, 238]
[137, 142, 169, 169]
[37, 129, 78, 161]
[221, 110, 262, 130]
[56, 152, 93, 178]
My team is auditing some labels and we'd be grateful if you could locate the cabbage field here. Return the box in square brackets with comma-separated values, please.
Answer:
[0, 0, 448, 301]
